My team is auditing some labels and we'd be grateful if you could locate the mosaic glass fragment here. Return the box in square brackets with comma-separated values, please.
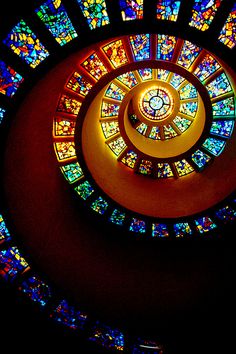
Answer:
[0, 214, 11, 243]
[215, 205, 236, 222]
[51, 299, 87, 329]
[89, 322, 124, 351]
[0, 247, 29, 281]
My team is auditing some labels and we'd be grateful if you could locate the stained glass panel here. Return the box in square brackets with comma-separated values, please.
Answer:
[119, 0, 143, 21]
[108, 136, 127, 156]
[101, 120, 120, 138]
[89, 322, 124, 351]
[157, 163, 174, 178]
[152, 223, 169, 238]
[174, 159, 194, 176]
[173, 222, 192, 238]
[157, 34, 177, 61]
[206, 73, 232, 98]
[129, 34, 150, 61]
[156, 0, 181, 21]
[105, 82, 126, 101]
[116, 71, 138, 88]
[54, 117, 76, 136]
[101, 102, 120, 117]
[0, 214, 11, 243]
[76, 0, 110, 29]
[57, 94, 81, 115]
[215, 205, 236, 222]
[202, 137, 226, 156]
[91, 196, 109, 214]
[129, 218, 146, 233]
[54, 142, 76, 161]
[36, 0, 78, 46]
[0, 247, 29, 281]
[163, 124, 178, 139]
[194, 54, 220, 82]
[177, 40, 201, 69]
[109, 209, 126, 226]
[0, 107, 6, 124]
[169, 73, 185, 89]
[66, 72, 92, 96]
[19, 275, 52, 306]
[180, 102, 198, 117]
[195, 216, 217, 233]
[138, 68, 153, 81]
[210, 120, 234, 138]
[212, 97, 235, 116]
[173, 116, 192, 132]
[158, 69, 170, 81]
[81, 52, 108, 80]
[103, 40, 128, 68]
[51, 299, 87, 329]
[219, 3, 236, 49]
[60, 162, 84, 183]
[74, 180, 94, 200]
[4, 19, 49, 68]
[191, 149, 211, 169]
[189, 0, 223, 31]
[138, 160, 153, 175]
[0, 61, 24, 97]
[179, 83, 197, 99]
[122, 150, 138, 168]
[149, 126, 161, 140]
[136, 123, 148, 135]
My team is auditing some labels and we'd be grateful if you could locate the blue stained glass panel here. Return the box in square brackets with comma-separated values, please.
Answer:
[195, 216, 217, 234]
[157, 34, 177, 61]
[89, 321, 125, 351]
[19, 275, 52, 306]
[0, 61, 24, 97]
[152, 223, 169, 238]
[119, 0, 143, 21]
[129, 34, 150, 61]
[212, 97, 235, 116]
[210, 120, 234, 138]
[215, 205, 236, 222]
[51, 299, 87, 329]
[0, 107, 6, 124]
[0, 214, 11, 243]
[191, 149, 211, 169]
[129, 218, 146, 233]
[202, 137, 226, 156]
[156, 0, 181, 21]
[0, 247, 29, 281]
[76, 0, 110, 29]
[173, 223, 192, 238]
[177, 40, 201, 69]
[206, 73, 232, 98]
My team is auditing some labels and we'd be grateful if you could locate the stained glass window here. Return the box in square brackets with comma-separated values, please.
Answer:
[81, 52, 108, 80]
[156, 0, 181, 21]
[191, 149, 211, 169]
[91, 196, 109, 214]
[163, 124, 178, 139]
[101, 121, 120, 138]
[109, 209, 126, 225]
[36, 0, 78, 46]
[129, 34, 150, 61]
[158, 69, 170, 81]
[202, 137, 226, 156]
[194, 54, 220, 82]
[138, 68, 153, 81]
[173, 222, 192, 238]
[74, 180, 94, 200]
[152, 223, 169, 238]
[54, 142, 76, 161]
[101, 102, 120, 117]
[121, 150, 138, 168]
[180, 102, 198, 117]
[173, 116, 192, 132]
[212, 97, 235, 116]
[177, 41, 201, 69]
[0, 107, 6, 124]
[60, 162, 84, 183]
[210, 120, 234, 138]
[66, 72, 92, 96]
[19, 275, 52, 306]
[76, 0, 110, 29]
[195, 216, 217, 233]
[136, 123, 148, 135]
[149, 126, 161, 140]
[174, 159, 194, 176]
[108, 136, 127, 156]
[0, 215, 11, 243]
[0, 61, 24, 97]
[54, 117, 76, 136]
[138, 160, 153, 175]
[179, 83, 197, 99]
[157, 34, 177, 61]
[57, 94, 81, 115]
[169, 73, 185, 89]
[105, 83, 126, 101]
[157, 163, 174, 178]
[51, 299, 87, 329]
[215, 205, 236, 222]
[219, 3, 236, 49]
[0, 247, 29, 281]
[189, 0, 223, 31]
[4, 19, 49, 68]
[116, 71, 138, 88]
[129, 218, 146, 233]
[103, 40, 128, 68]
[89, 322, 124, 351]
[119, 0, 143, 21]
[206, 73, 232, 98]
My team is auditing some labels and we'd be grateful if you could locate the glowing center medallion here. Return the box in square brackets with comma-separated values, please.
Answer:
[140, 87, 174, 121]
